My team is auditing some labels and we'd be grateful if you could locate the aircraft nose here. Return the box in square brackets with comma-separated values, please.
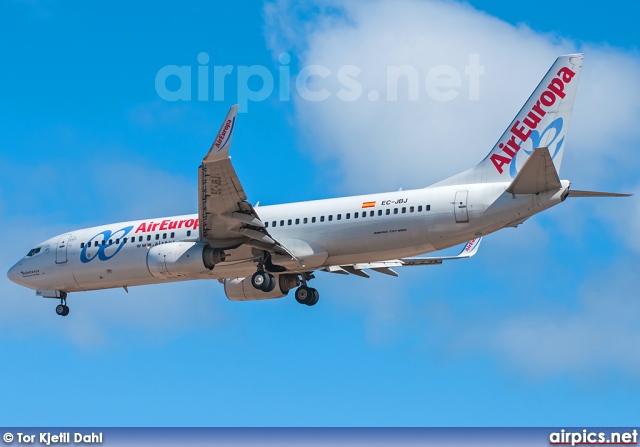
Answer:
[7, 262, 21, 285]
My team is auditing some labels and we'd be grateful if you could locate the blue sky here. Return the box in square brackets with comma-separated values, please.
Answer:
[1, 0, 639, 426]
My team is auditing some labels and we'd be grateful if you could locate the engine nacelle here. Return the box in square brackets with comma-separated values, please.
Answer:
[147, 242, 225, 279]
[224, 274, 300, 301]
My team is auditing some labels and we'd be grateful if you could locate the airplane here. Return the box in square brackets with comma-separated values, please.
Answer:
[7, 53, 631, 316]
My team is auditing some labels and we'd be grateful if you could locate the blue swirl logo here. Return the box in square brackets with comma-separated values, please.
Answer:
[80, 226, 134, 263]
[510, 117, 565, 178]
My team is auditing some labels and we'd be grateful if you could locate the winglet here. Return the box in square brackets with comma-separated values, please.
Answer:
[457, 237, 482, 258]
[203, 105, 238, 163]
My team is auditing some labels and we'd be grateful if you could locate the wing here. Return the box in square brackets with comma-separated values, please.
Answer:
[198, 105, 298, 261]
[323, 238, 482, 278]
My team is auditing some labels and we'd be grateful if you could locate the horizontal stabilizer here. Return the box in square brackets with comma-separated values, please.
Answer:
[324, 238, 483, 277]
[506, 147, 561, 194]
[568, 190, 632, 198]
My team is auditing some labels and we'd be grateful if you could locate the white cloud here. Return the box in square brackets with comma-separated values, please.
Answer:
[265, 0, 640, 194]
[489, 265, 640, 378]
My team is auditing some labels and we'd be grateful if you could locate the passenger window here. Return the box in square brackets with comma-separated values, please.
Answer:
[109, 239, 113, 245]
[337, 214, 341, 220]
[116, 238, 120, 244]
[418, 205, 423, 212]
[402, 207, 406, 213]
[187, 230, 191, 236]
[346, 213, 350, 219]
[171, 232, 175, 238]
[378, 210, 383, 216]
[320, 216, 325, 222]
[427, 205, 431, 211]
[355, 212, 359, 218]
[265, 221, 269, 228]
[386, 209, 390, 215]
[102, 240, 106, 246]
[312, 217, 316, 223]
[295, 218, 300, 225]
[280, 220, 284, 226]
[139, 236, 143, 242]
[272, 221, 276, 227]
[155, 234, 160, 240]
[80, 243, 85, 248]
[410, 206, 414, 212]
[147, 235, 151, 241]
[328, 215, 333, 221]
[163, 233, 167, 239]
[393, 208, 398, 214]
[95, 241, 99, 247]
[288, 219, 292, 225]
[303, 217, 308, 224]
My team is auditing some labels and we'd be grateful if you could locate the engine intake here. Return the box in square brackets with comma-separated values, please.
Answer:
[147, 242, 225, 278]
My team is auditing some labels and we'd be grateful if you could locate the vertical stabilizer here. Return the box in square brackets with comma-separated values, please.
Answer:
[433, 54, 583, 187]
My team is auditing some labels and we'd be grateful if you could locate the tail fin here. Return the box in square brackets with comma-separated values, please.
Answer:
[434, 54, 583, 186]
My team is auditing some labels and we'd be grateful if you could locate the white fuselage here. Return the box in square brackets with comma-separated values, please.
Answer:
[7, 181, 569, 293]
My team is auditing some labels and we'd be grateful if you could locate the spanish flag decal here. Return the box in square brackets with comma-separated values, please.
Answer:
[361, 201, 376, 208]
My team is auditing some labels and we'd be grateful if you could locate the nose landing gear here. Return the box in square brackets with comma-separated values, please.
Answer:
[55, 293, 69, 316]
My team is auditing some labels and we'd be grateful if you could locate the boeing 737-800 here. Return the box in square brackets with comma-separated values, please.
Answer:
[7, 54, 630, 316]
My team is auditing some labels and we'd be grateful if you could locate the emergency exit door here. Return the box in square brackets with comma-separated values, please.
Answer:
[454, 190, 469, 223]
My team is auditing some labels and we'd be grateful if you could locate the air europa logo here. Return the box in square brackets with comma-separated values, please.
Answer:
[214, 118, 234, 151]
[490, 65, 576, 174]
[134, 218, 198, 233]
[80, 226, 133, 263]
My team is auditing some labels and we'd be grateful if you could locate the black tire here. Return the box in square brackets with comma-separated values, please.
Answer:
[62, 305, 70, 316]
[295, 286, 310, 305]
[263, 274, 276, 292]
[56, 304, 66, 316]
[306, 288, 319, 306]
[251, 271, 268, 290]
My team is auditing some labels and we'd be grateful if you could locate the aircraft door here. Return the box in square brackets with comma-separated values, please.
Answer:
[56, 233, 71, 264]
[454, 190, 469, 223]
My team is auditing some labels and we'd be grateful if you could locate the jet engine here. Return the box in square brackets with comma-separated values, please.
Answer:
[147, 242, 225, 278]
[224, 274, 300, 301]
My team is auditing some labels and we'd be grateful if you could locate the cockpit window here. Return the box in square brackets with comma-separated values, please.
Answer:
[26, 247, 41, 257]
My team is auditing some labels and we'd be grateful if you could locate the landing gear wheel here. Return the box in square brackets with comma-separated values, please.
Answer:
[263, 274, 276, 292]
[295, 286, 319, 306]
[307, 288, 319, 306]
[56, 304, 69, 316]
[251, 271, 267, 290]
[252, 271, 276, 292]
[295, 285, 310, 304]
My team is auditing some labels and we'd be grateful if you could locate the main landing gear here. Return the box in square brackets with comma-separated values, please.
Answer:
[55, 293, 69, 317]
[251, 270, 277, 292]
[250, 265, 320, 307]
[295, 285, 319, 307]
